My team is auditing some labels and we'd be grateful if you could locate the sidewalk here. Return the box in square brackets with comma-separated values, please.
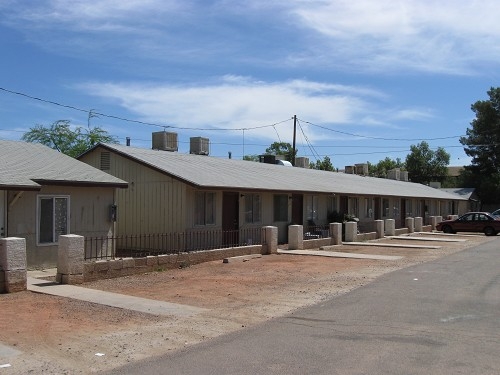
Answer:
[27, 273, 207, 317]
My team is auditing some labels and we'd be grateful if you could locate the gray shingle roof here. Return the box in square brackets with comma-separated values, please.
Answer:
[440, 188, 476, 200]
[0, 140, 128, 189]
[96, 143, 464, 201]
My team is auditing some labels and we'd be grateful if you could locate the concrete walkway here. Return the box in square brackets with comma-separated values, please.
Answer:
[27, 276, 207, 317]
[386, 235, 466, 242]
[278, 249, 403, 261]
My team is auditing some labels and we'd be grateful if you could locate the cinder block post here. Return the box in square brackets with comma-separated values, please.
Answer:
[430, 216, 442, 231]
[288, 225, 303, 250]
[414, 217, 423, 232]
[344, 222, 358, 242]
[57, 234, 84, 284]
[0, 237, 27, 293]
[385, 219, 395, 236]
[330, 223, 342, 245]
[263, 226, 278, 255]
[375, 220, 384, 239]
[405, 217, 415, 233]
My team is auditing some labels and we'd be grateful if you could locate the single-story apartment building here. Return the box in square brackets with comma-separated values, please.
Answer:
[79, 139, 466, 244]
[0, 140, 127, 268]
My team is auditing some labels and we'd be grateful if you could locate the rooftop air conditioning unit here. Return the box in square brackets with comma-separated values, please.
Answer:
[190, 137, 209, 155]
[259, 154, 276, 164]
[295, 157, 310, 168]
[387, 168, 401, 180]
[344, 165, 354, 174]
[355, 163, 368, 175]
[152, 131, 178, 152]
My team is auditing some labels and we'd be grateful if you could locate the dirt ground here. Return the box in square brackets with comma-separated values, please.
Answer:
[0, 234, 494, 374]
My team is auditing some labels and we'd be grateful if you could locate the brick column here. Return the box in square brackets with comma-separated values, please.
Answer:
[375, 220, 384, 239]
[0, 237, 27, 293]
[385, 219, 395, 236]
[330, 223, 342, 245]
[414, 217, 423, 232]
[288, 225, 303, 250]
[405, 217, 415, 233]
[56, 234, 84, 284]
[344, 222, 358, 242]
[263, 226, 278, 255]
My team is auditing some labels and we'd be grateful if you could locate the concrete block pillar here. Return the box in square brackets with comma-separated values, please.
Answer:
[288, 225, 303, 250]
[414, 217, 423, 232]
[344, 222, 358, 242]
[375, 220, 384, 239]
[0, 237, 27, 293]
[385, 219, 395, 236]
[448, 215, 459, 220]
[430, 216, 443, 231]
[405, 217, 415, 233]
[330, 223, 342, 245]
[57, 234, 85, 284]
[263, 226, 278, 255]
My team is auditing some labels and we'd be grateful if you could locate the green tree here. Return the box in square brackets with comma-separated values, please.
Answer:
[265, 142, 297, 163]
[368, 157, 404, 178]
[310, 156, 335, 171]
[405, 141, 450, 184]
[459, 87, 500, 203]
[22, 120, 118, 158]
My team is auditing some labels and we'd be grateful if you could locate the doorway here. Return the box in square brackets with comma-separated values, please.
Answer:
[291, 194, 303, 225]
[222, 192, 239, 246]
[0, 190, 5, 238]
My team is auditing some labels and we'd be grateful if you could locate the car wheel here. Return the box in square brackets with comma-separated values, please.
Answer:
[484, 226, 497, 236]
[442, 225, 454, 234]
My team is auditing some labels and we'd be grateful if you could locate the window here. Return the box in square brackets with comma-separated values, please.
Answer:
[273, 194, 288, 222]
[245, 194, 261, 223]
[38, 196, 69, 244]
[195, 192, 215, 226]
[306, 195, 318, 221]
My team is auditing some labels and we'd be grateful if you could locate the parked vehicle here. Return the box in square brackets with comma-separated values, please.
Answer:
[436, 212, 500, 236]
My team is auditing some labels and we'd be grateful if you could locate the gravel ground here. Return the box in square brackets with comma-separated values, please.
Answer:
[0, 233, 493, 374]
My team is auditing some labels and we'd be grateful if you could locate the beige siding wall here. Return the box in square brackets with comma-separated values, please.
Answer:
[7, 186, 115, 268]
[80, 148, 186, 235]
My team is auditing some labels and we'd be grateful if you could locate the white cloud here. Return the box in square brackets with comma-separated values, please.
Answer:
[287, 0, 500, 74]
[79, 76, 431, 142]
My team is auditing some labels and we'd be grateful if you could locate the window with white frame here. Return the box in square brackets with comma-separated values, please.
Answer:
[365, 198, 373, 218]
[195, 191, 215, 226]
[306, 195, 318, 221]
[38, 196, 69, 244]
[245, 194, 261, 224]
[273, 194, 288, 222]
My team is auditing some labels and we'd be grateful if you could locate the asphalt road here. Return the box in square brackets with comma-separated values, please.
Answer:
[107, 239, 500, 375]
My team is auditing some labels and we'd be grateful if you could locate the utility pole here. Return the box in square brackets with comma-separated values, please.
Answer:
[292, 115, 297, 166]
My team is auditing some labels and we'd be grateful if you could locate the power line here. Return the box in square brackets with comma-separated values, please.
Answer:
[0, 86, 291, 132]
[298, 118, 465, 141]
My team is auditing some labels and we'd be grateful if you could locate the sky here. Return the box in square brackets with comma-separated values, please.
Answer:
[1, 0, 500, 168]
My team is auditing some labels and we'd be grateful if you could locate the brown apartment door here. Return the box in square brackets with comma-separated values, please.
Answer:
[374, 197, 381, 220]
[0, 190, 5, 238]
[222, 192, 239, 246]
[291, 194, 303, 225]
[401, 198, 406, 228]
